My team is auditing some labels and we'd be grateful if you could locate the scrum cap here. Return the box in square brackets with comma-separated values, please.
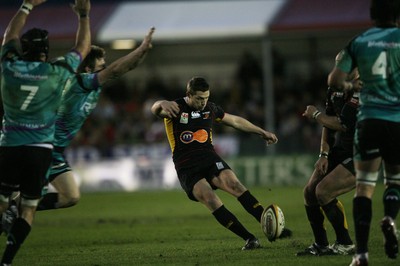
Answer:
[370, 0, 400, 22]
[20, 28, 49, 60]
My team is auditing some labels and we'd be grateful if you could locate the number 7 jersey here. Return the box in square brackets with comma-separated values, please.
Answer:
[0, 41, 81, 146]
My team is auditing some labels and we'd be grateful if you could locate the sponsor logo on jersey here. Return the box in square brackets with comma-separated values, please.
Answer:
[81, 102, 97, 115]
[202, 111, 210, 119]
[191, 111, 200, 119]
[14, 71, 48, 80]
[180, 112, 189, 124]
[180, 129, 208, 144]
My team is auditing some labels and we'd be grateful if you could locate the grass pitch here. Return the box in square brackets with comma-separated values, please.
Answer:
[6, 184, 399, 265]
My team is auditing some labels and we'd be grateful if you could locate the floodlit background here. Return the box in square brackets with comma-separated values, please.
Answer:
[0, 0, 371, 191]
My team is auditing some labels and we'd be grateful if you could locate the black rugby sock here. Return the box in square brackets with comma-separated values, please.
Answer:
[1, 218, 31, 264]
[383, 185, 400, 219]
[305, 205, 329, 246]
[36, 193, 59, 211]
[237, 190, 264, 222]
[212, 205, 254, 240]
[353, 196, 372, 254]
[322, 199, 353, 245]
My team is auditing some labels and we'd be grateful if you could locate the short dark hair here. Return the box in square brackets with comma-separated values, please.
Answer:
[370, 0, 400, 23]
[186, 77, 209, 95]
[77, 45, 106, 73]
[20, 28, 49, 61]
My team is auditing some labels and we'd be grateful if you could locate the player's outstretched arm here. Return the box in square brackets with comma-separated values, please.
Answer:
[221, 113, 278, 145]
[2, 0, 47, 46]
[71, 0, 91, 59]
[97, 27, 155, 85]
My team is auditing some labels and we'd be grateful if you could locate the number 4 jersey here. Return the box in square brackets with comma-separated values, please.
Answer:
[0, 41, 81, 146]
[335, 27, 400, 123]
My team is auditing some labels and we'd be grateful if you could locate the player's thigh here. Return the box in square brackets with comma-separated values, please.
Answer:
[381, 120, 400, 165]
[213, 169, 246, 196]
[51, 171, 80, 197]
[0, 146, 51, 199]
[20, 147, 52, 199]
[317, 164, 355, 196]
[354, 119, 381, 164]
[0, 146, 22, 195]
[193, 179, 222, 210]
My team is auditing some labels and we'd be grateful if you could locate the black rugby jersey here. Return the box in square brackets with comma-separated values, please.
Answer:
[164, 97, 225, 170]
[325, 87, 359, 153]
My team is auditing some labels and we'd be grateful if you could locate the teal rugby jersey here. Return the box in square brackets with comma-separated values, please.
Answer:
[335, 27, 400, 122]
[0, 41, 81, 146]
[53, 73, 101, 147]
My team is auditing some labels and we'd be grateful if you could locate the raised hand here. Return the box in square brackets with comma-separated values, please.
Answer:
[71, 0, 91, 16]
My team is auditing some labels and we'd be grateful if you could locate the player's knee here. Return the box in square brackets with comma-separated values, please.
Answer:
[60, 194, 80, 208]
[315, 188, 331, 206]
[228, 180, 246, 194]
[303, 185, 317, 205]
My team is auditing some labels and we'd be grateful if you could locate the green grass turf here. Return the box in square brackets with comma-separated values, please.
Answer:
[5, 184, 399, 265]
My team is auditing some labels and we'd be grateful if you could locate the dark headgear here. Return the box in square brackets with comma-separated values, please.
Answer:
[20, 28, 49, 61]
[370, 0, 400, 23]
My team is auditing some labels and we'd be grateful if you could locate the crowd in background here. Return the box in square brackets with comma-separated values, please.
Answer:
[69, 50, 329, 157]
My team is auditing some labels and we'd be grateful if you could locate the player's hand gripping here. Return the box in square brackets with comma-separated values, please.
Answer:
[314, 156, 328, 175]
[160, 101, 180, 118]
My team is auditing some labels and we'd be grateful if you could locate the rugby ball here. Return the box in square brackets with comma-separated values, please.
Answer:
[261, 204, 285, 242]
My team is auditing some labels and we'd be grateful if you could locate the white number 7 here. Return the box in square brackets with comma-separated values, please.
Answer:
[20, 85, 39, 110]
[372, 51, 387, 79]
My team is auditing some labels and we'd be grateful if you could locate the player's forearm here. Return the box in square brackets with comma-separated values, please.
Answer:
[2, 6, 30, 45]
[327, 67, 354, 92]
[230, 116, 263, 135]
[319, 128, 330, 155]
[74, 14, 91, 59]
[315, 113, 344, 131]
[108, 48, 147, 78]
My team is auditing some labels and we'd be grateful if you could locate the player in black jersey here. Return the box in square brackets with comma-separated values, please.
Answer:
[151, 76, 279, 250]
[297, 84, 360, 257]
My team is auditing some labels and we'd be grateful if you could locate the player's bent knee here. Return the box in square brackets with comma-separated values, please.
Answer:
[315, 191, 329, 206]
[61, 196, 80, 208]
[303, 186, 317, 205]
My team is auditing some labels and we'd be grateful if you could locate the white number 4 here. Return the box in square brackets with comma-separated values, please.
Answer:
[20, 85, 39, 110]
[372, 51, 387, 79]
